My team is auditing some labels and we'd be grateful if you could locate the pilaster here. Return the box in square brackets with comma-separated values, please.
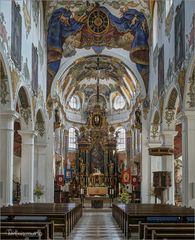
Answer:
[0, 111, 19, 206]
[19, 130, 36, 203]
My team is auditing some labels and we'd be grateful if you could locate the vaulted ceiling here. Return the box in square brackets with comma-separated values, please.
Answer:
[45, 0, 151, 122]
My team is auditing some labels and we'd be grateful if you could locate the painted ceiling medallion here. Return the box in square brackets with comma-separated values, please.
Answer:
[87, 9, 109, 34]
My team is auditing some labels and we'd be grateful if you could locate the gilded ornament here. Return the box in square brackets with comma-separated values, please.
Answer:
[165, 109, 175, 127]
[46, 95, 53, 119]
[178, 69, 186, 100]
[151, 123, 158, 138]
[20, 106, 31, 125]
[142, 96, 150, 120]
[11, 69, 19, 98]
[0, 61, 9, 104]
[35, 121, 45, 137]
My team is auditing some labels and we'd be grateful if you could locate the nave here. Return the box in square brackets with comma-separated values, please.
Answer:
[65, 209, 125, 240]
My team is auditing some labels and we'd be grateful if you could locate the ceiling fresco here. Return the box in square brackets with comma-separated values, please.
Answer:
[47, 1, 150, 98]
[59, 55, 138, 107]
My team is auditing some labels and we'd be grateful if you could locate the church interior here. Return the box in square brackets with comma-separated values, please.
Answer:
[0, 0, 195, 239]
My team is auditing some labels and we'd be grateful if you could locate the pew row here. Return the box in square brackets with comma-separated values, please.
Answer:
[112, 203, 195, 239]
[0, 203, 82, 239]
[139, 222, 195, 239]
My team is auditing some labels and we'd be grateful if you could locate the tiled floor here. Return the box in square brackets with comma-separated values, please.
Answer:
[65, 208, 125, 240]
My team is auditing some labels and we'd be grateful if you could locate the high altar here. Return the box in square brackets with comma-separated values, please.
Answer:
[76, 103, 119, 196]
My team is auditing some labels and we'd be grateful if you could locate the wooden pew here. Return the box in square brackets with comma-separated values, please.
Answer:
[139, 222, 195, 239]
[112, 203, 195, 239]
[145, 225, 194, 239]
[152, 230, 194, 239]
[0, 203, 82, 239]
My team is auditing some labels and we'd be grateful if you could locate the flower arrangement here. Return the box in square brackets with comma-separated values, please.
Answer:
[120, 189, 129, 204]
[34, 183, 44, 199]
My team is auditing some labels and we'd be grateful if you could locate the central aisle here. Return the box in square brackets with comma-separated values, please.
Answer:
[67, 208, 124, 240]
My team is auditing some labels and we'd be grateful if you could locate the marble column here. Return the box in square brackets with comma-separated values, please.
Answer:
[161, 130, 177, 204]
[19, 130, 36, 203]
[182, 111, 195, 207]
[0, 111, 19, 206]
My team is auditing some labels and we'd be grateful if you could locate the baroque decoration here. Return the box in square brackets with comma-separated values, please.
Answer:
[23, 0, 31, 38]
[177, 69, 186, 100]
[11, 1, 22, 70]
[0, 61, 9, 104]
[0, 12, 9, 51]
[165, 4, 174, 41]
[47, 2, 149, 98]
[142, 96, 150, 120]
[35, 121, 45, 137]
[20, 106, 31, 125]
[165, 109, 175, 127]
[11, 68, 20, 98]
[187, 66, 195, 108]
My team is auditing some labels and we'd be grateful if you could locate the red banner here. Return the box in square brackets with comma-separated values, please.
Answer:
[121, 169, 131, 184]
[56, 175, 64, 186]
[131, 176, 138, 186]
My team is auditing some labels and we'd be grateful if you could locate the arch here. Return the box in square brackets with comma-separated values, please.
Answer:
[35, 109, 46, 138]
[0, 49, 13, 110]
[50, 50, 146, 99]
[115, 127, 126, 152]
[15, 85, 33, 130]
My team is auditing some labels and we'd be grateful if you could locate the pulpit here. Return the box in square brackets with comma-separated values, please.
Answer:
[153, 171, 171, 204]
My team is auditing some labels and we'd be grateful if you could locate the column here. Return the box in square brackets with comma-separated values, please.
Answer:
[141, 118, 150, 203]
[45, 118, 55, 203]
[161, 130, 177, 204]
[0, 111, 19, 206]
[19, 130, 36, 203]
[36, 143, 47, 202]
[182, 111, 195, 207]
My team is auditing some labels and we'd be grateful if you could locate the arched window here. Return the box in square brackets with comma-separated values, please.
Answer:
[69, 95, 80, 110]
[166, 0, 173, 17]
[116, 128, 126, 151]
[114, 95, 126, 110]
[153, 2, 158, 50]
[68, 128, 77, 150]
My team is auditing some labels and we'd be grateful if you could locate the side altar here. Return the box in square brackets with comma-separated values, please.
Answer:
[76, 104, 119, 197]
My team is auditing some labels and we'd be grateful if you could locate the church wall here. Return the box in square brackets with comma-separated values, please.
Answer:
[148, 0, 195, 206]
[0, 0, 47, 103]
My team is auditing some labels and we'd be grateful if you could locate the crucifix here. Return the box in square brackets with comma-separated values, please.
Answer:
[85, 55, 111, 103]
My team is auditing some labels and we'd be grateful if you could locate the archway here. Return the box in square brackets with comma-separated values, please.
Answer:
[0, 53, 17, 206]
